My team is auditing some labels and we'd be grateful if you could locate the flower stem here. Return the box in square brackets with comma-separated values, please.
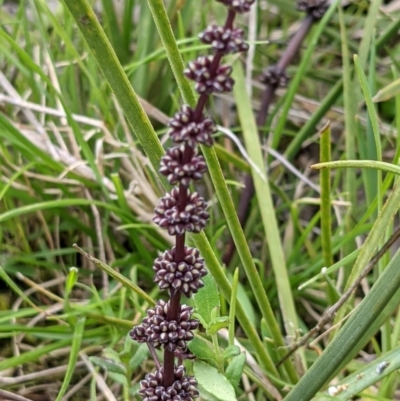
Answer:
[163, 349, 176, 386]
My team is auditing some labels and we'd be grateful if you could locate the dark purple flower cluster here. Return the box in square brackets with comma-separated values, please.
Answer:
[159, 146, 207, 186]
[153, 188, 209, 236]
[199, 25, 249, 54]
[139, 366, 199, 401]
[168, 105, 216, 148]
[153, 247, 207, 298]
[185, 56, 234, 94]
[130, 0, 255, 397]
[297, 0, 329, 19]
[261, 65, 289, 88]
[130, 300, 198, 353]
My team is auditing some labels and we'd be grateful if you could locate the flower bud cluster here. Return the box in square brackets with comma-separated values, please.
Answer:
[130, 0, 255, 399]
[261, 66, 289, 88]
[159, 146, 207, 186]
[297, 0, 329, 19]
[139, 366, 199, 401]
[153, 247, 207, 298]
[199, 25, 248, 54]
[168, 106, 216, 148]
[130, 300, 199, 353]
[185, 56, 234, 94]
[153, 188, 209, 236]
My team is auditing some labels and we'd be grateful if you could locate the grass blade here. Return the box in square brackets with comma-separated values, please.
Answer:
[55, 317, 86, 401]
[232, 60, 303, 376]
[284, 240, 400, 400]
[61, 0, 167, 187]
[272, 0, 341, 149]
[146, 0, 196, 106]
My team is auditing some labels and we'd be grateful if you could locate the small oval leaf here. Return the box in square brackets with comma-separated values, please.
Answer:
[194, 360, 236, 401]
[225, 353, 246, 388]
[108, 371, 128, 387]
[223, 345, 241, 360]
[193, 274, 220, 326]
[207, 316, 230, 335]
[129, 343, 149, 371]
[89, 356, 126, 375]
[188, 337, 215, 360]
[103, 348, 122, 364]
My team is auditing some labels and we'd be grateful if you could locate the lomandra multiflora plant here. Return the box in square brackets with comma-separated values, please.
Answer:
[129, 0, 255, 399]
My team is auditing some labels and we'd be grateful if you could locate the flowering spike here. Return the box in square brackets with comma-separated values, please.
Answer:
[130, 0, 256, 394]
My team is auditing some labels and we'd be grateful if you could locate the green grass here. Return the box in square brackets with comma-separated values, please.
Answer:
[1, 0, 400, 400]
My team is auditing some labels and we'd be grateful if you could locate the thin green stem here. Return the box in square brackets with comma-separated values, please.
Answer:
[211, 333, 224, 372]
[319, 122, 335, 304]
[311, 160, 400, 176]
[228, 268, 239, 347]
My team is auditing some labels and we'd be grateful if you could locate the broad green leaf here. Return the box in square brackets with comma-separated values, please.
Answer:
[193, 274, 220, 326]
[198, 388, 220, 401]
[94, 350, 130, 386]
[194, 361, 236, 401]
[123, 334, 133, 354]
[108, 371, 129, 387]
[103, 348, 123, 364]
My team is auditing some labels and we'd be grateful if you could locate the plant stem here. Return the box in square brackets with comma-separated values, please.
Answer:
[163, 350, 176, 386]
[212, 332, 224, 372]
